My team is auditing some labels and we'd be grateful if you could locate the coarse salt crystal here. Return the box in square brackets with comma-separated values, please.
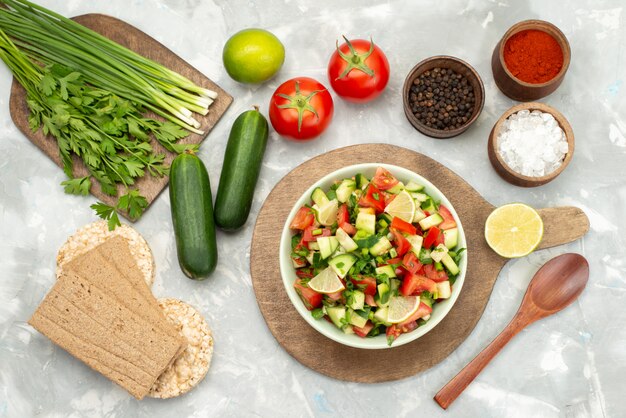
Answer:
[497, 110, 568, 177]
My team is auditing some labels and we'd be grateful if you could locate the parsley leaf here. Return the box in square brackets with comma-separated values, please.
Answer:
[61, 176, 91, 196]
[117, 190, 148, 220]
[90, 201, 121, 231]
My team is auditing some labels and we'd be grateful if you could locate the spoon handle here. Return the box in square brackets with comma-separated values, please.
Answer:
[434, 312, 530, 409]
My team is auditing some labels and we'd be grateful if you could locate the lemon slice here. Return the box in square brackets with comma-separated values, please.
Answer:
[485, 203, 544, 258]
[387, 295, 420, 324]
[385, 191, 415, 223]
[307, 267, 345, 294]
[315, 199, 339, 226]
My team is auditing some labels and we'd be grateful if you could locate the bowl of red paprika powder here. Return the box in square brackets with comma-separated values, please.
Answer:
[492, 20, 571, 101]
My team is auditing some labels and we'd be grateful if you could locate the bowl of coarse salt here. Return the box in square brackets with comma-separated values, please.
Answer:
[488, 102, 574, 187]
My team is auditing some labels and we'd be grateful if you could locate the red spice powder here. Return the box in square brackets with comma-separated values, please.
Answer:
[503, 29, 564, 84]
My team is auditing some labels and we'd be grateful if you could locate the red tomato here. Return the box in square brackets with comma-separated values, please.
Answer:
[365, 293, 376, 307]
[303, 226, 332, 242]
[350, 275, 377, 296]
[293, 279, 322, 310]
[402, 252, 422, 274]
[424, 264, 449, 283]
[391, 217, 417, 235]
[400, 273, 437, 296]
[326, 290, 343, 302]
[327, 37, 390, 103]
[337, 204, 357, 235]
[269, 77, 334, 140]
[438, 205, 457, 230]
[359, 184, 385, 213]
[422, 226, 441, 249]
[289, 206, 315, 230]
[434, 230, 445, 247]
[392, 230, 411, 257]
[386, 324, 401, 345]
[371, 167, 399, 191]
[399, 302, 432, 327]
[383, 257, 402, 266]
[295, 268, 315, 279]
[353, 321, 375, 338]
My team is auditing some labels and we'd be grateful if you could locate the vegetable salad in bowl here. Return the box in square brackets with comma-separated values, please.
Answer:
[279, 164, 467, 349]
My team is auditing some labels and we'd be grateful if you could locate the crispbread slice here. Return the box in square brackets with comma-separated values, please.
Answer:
[148, 299, 214, 399]
[29, 271, 185, 399]
[64, 239, 179, 340]
[57, 221, 154, 287]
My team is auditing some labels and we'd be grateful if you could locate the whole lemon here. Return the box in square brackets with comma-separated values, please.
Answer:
[223, 29, 285, 84]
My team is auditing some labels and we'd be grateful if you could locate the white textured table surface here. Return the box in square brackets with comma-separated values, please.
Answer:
[1, 1, 625, 417]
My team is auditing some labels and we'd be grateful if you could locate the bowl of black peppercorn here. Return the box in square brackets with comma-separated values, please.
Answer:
[403, 56, 485, 139]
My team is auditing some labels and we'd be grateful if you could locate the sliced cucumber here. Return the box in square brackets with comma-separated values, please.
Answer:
[328, 254, 357, 278]
[441, 253, 460, 275]
[308, 241, 320, 251]
[413, 207, 427, 223]
[348, 308, 368, 328]
[376, 283, 391, 307]
[311, 187, 329, 207]
[336, 227, 358, 252]
[387, 181, 404, 194]
[436, 281, 452, 299]
[430, 243, 448, 263]
[390, 278, 401, 294]
[348, 290, 365, 310]
[406, 234, 423, 255]
[336, 179, 356, 203]
[355, 173, 369, 189]
[327, 306, 346, 328]
[358, 207, 375, 215]
[373, 306, 391, 325]
[317, 236, 339, 259]
[404, 181, 424, 192]
[419, 213, 443, 230]
[355, 212, 376, 235]
[375, 264, 396, 278]
[411, 192, 429, 202]
[369, 236, 392, 256]
[421, 198, 437, 213]
[443, 228, 458, 249]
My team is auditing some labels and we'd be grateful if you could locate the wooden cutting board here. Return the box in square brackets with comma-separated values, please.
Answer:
[250, 144, 589, 383]
[8, 14, 233, 219]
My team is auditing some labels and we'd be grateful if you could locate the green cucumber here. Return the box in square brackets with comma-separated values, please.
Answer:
[170, 152, 218, 280]
[336, 179, 356, 203]
[311, 187, 330, 207]
[419, 213, 444, 230]
[214, 108, 269, 230]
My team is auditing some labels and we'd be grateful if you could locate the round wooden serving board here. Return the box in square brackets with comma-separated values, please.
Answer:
[8, 14, 233, 220]
[250, 144, 589, 383]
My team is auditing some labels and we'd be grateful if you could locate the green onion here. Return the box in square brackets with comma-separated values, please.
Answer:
[0, 0, 216, 134]
[312, 229, 323, 236]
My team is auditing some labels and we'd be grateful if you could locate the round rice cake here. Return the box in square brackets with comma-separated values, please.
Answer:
[57, 220, 155, 287]
[148, 298, 214, 399]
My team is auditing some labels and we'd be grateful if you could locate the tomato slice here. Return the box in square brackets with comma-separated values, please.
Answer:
[359, 184, 385, 213]
[340, 222, 357, 236]
[386, 324, 402, 345]
[399, 302, 432, 327]
[392, 230, 411, 257]
[337, 204, 350, 225]
[422, 226, 441, 249]
[438, 205, 457, 230]
[303, 226, 332, 242]
[350, 275, 377, 296]
[400, 273, 437, 296]
[390, 217, 417, 235]
[402, 252, 423, 274]
[365, 293, 376, 307]
[434, 230, 445, 247]
[383, 257, 402, 266]
[353, 321, 375, 338]
[424, 264, 449, 282]
[289, 206, 315, 230]
[372, 167, 399, 191]
[295, 268, 315, 279]
[293, 279, 322, 310]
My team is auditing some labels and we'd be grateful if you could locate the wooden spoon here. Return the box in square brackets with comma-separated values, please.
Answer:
[434, 253, 589, 409]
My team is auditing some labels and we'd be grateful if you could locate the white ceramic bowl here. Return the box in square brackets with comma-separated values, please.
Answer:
[279, 163, 467, 349]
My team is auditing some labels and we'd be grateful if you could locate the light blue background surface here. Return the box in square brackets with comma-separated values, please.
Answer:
[1, 1, 624, 417]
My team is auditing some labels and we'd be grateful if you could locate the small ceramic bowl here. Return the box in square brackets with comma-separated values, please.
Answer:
[488, 102, 575, 187]
[279, 163, 468, 349]
[492, 20, 571, 101]
[403, 55, 485, 139]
